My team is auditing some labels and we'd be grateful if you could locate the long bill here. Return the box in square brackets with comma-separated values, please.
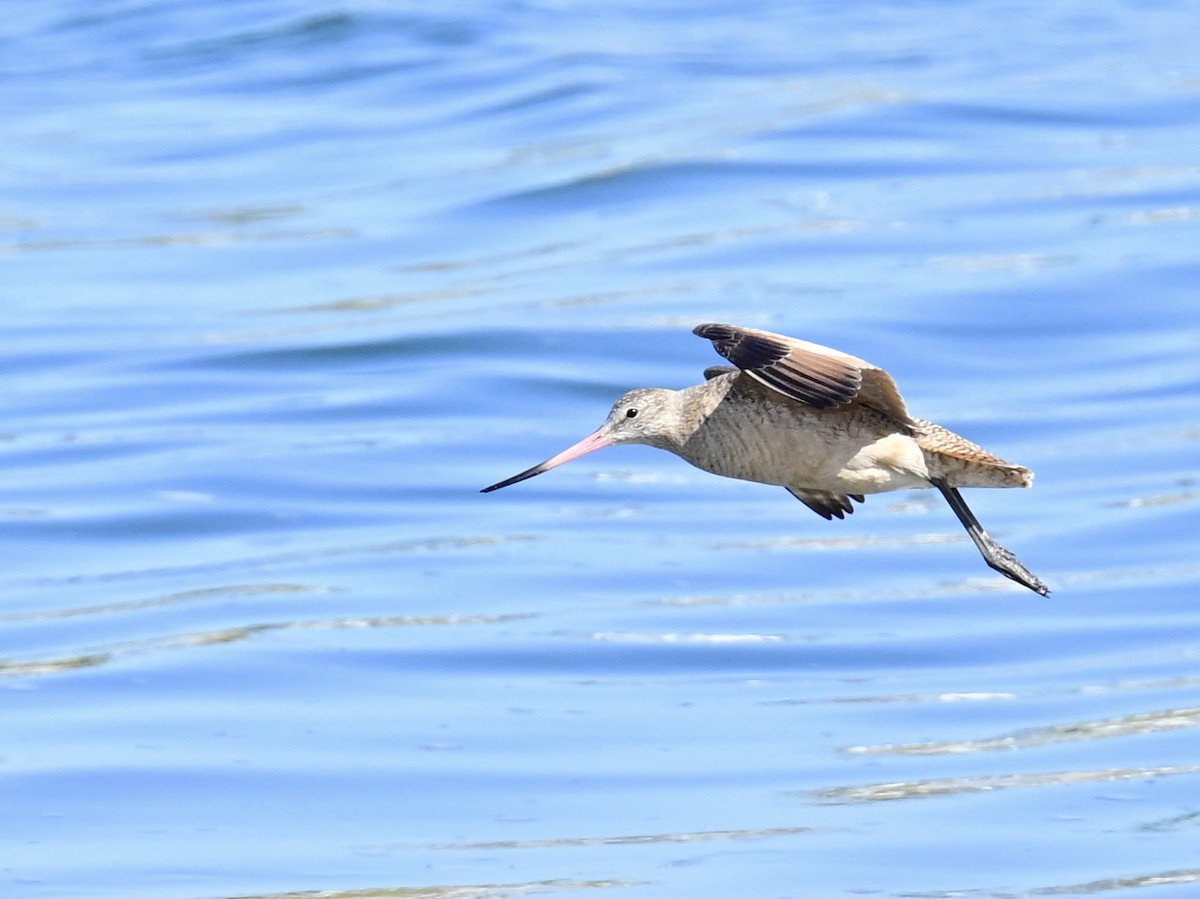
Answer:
[481, 428, 612, 493]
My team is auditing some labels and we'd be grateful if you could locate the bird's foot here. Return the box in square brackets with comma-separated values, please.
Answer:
[982, 538, 1050, 596]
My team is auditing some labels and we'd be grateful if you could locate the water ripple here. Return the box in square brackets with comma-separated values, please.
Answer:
[845, 707, 1200, 756]
[815, 766, 1200, 805]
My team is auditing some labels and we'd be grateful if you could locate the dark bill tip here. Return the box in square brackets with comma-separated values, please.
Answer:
[480, 463, 549, 493]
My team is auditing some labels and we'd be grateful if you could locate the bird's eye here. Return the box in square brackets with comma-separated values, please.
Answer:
[625, 408, 638, 419]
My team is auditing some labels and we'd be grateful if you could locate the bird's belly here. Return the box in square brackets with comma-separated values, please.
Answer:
[678, 405, 930, 495]
[835, 433, 931, 493]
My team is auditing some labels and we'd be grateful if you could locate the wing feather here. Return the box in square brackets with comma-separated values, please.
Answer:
[786, 488, 866, 520]
[694, 322, 910, 422]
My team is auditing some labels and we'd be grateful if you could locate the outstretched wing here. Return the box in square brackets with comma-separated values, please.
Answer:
[693, 322, 910, 422]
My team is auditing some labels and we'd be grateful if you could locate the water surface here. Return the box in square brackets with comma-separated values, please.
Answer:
[4, 2, 1200, 898]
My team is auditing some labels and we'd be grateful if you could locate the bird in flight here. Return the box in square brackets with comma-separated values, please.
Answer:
[483, 323, 1048, 596]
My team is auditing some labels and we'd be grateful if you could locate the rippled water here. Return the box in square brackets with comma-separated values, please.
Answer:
[4, 2, 1200, 898]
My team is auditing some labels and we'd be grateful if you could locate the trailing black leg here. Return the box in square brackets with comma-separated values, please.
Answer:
[932, 479, 1049, 596]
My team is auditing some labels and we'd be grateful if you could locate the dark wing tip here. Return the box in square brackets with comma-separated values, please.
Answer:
[696, 322, 861, 410]
[695, 322, 790, 369]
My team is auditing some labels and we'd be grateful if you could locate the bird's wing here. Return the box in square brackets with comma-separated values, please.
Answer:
[786, 488, 866, 520]
[693, 322, 910, 421]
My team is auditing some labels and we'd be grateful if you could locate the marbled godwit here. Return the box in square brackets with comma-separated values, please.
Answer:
[482, 323, 1049, 596]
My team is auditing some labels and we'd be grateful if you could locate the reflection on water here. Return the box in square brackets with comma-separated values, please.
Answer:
[847, 707, 1200, 756]
[224, 881, 633, 899]
[901, 868, 1200, 898]
[815, 765, 1200, 804]
[0, 613, 531, 679]
[435, 825, 816, 851]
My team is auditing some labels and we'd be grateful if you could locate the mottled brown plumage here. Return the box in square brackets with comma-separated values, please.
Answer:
[483, 323, 1048, 595]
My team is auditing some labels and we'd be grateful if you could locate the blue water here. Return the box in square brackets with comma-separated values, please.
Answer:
[4, 2, 1200, 897]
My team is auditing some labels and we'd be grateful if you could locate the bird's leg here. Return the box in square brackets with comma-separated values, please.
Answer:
[931, 478, 1049, 596]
